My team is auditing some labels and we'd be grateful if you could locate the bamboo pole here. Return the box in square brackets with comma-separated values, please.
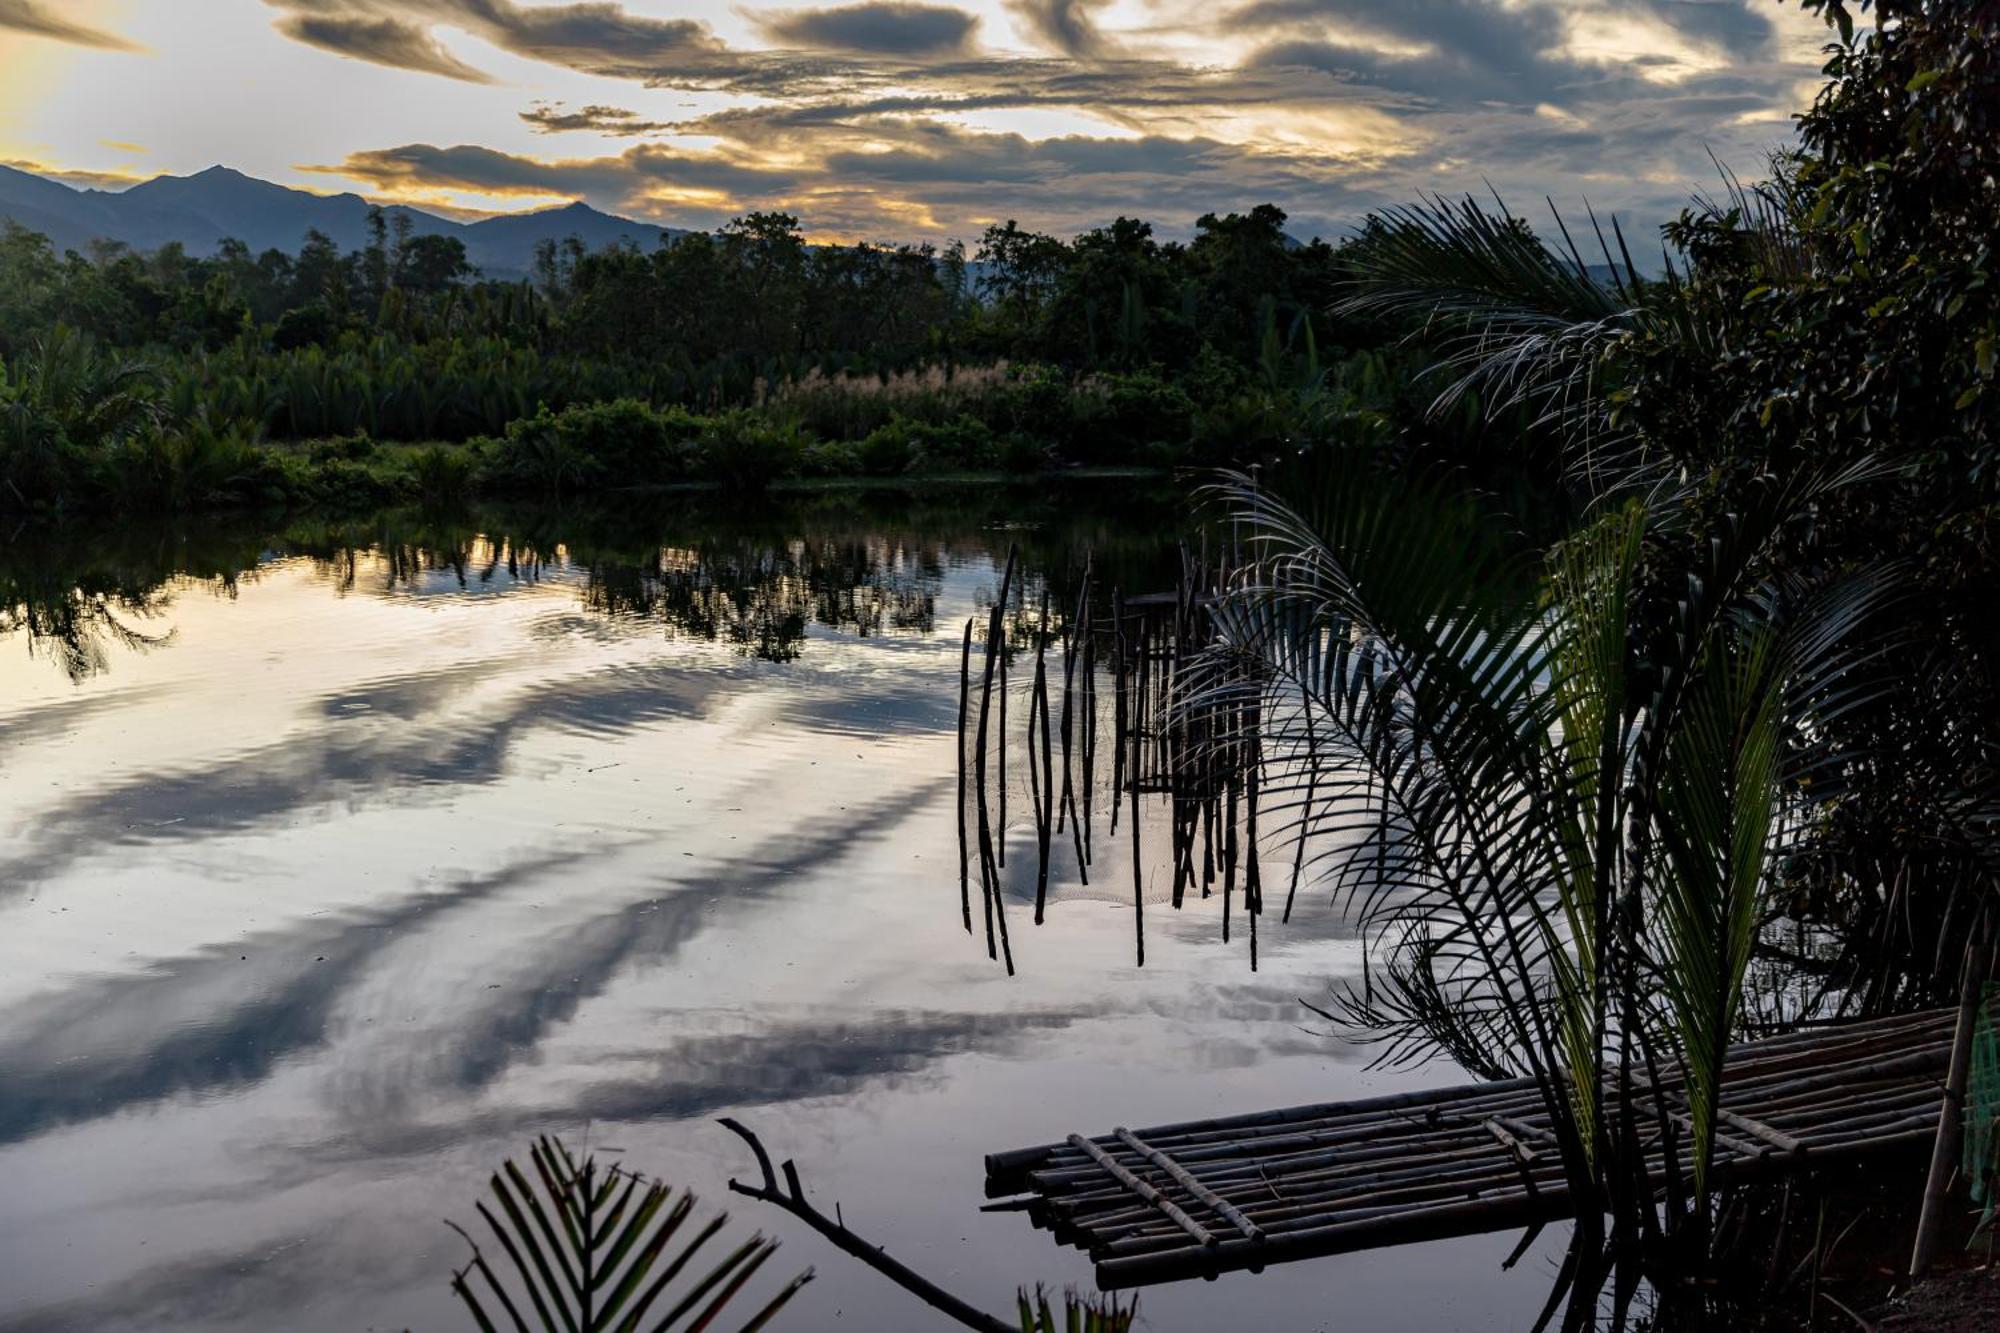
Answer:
[1911, 928, 1990, 1276]
[1080, 561, 1095, 866]
[997, 578, 1008, 869]
[956, 617, 973, 933]
[1031, 591, 1054, 924]
[1066, 1135, 1215, 1248]
[1113, 1129, 1265, 1242]
[989, 1007, 1957, 1190]
[1110, 589, 1125, 833]
[970, 547, 1016, 973]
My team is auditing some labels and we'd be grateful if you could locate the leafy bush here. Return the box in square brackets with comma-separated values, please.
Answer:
[545, 396, 704, 482]
[1067, 370, 1197, 464]
[1, 327, 166, 512]
[97, 416, 268, 512]
[798, 438, 862, 477]
[996, 430, 1051, 474]
[306, 431, 375, 465]
[698, 411, 810, 491]
[906, 413, 997, 471]
[271, 303, 335, 351]
[477, 407, 598, 498]
[854, 417, 916, 475]
[406, 444, 473, 508]
[302, 456, 401, 509]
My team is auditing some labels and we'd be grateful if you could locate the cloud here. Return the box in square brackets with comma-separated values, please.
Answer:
[265, 0, 1823, 243]
[521, 101, 670, 135]
[486, 0, 723, 73]
[276, 12, 494, 81]
[264, 0, 725, 80]
[0, 157, 150, 190]
[310, 127, 1383, 239]
[1609, 0, 1775, 56]
[757, 2, 979, 57]
[1006, 0, 1107, 58]
[0, 0, 139, 50]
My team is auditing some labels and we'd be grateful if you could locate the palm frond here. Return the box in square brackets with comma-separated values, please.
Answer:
[448, 1135, 812, 1333]
[1337, 195, 1705, 494]
[1014, 1286, 1137, 1333]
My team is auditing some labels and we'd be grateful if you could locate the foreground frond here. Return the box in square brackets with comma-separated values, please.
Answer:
[448, 1135, 811, 1333]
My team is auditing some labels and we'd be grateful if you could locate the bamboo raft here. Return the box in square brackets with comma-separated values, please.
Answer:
[985, 1007, 1956, 1288]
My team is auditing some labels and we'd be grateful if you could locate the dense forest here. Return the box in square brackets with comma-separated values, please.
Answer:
[0, 200, 1494, 513]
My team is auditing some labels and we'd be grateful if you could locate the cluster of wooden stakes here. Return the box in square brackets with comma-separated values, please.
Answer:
[954, 542, 1291, 974]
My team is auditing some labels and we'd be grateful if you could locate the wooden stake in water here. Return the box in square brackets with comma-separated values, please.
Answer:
[1059, 568, 1088, 884]
[997, 586, 1008, 870]
[1111, 588, 1127, 836]
[956, 617, 973, 933]
[972, 547, 1017, 972]
[1080, 558, 1096, 866]
[1032, 591, 1055, 924]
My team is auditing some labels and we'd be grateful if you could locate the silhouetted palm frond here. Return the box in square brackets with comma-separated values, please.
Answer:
[1337, 195, 1712, 495]
[447, 1135, 811, 1333]
[1194, 454, 1900, 1206]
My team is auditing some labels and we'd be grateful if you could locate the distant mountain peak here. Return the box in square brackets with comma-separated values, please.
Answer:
[0, 161, 684, 277]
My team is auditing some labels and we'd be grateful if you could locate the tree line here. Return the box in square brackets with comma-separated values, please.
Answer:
[1, 199, 1509, 512]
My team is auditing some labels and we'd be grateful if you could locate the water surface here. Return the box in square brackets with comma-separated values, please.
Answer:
[0, 484, 1564, 1331]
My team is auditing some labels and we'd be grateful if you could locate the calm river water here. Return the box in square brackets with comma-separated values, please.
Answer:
[0, 482, 1565, 1331]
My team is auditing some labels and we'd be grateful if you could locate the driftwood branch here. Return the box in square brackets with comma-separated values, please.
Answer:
[718, 1118, 1015, 1333]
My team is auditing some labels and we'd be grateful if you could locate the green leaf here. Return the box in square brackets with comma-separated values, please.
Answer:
[1956, 386, 1983, 410]
[447, 1138, 811, 1333]
[1907, 70, 1943, 92]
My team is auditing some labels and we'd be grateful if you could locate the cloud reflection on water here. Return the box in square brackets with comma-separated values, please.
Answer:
[0, 492, 1537, 1333]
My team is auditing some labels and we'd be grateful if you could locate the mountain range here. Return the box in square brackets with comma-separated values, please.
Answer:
[0, 164, 681, 277]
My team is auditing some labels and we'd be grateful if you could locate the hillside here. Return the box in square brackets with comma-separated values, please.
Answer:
[0, 164, 680, 275]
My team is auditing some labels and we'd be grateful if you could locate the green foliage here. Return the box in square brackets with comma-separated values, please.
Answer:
[1623, 0, 2000, 998]
[542, 398, 704, 481]
[1325, 0, 2000, 1009]
[699, 412, 810, 492]
[1209, 456, 1894, 1321]
[1970, 984, 2000, 1241]
[0, 190, 1448, 514]
[0, 327, 164, 511]
[97, 414, 268, 513]
[408, 444, 475, 509]
[447, 1136, 811, 1333]
[482, 408, 599, 500]
[1014, 1287, 1137, 1333]
[854, 417, 918, 475]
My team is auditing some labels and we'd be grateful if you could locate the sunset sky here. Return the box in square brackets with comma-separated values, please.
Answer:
[0, 0, 1833, 242]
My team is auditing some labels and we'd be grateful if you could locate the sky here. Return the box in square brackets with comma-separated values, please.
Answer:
[0, 0, 1834, 243]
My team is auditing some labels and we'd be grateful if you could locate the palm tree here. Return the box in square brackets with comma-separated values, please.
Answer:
[1196, 453, 1888, 1326]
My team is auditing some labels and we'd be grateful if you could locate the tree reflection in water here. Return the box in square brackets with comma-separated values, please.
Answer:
[0, 482, 1186, 678]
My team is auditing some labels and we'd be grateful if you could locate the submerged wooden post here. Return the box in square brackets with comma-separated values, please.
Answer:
[1111, 588, 1126, 835]
[1060, 571, 1088, 884]
[1032, 591, 1055, 924]
[1911, 926, 1991, 1276]
[956, 618, 974, 933]
[972, 547, 1017, 972]
[1079, 555, 1095, 867]
[997, 590, 1008, 870]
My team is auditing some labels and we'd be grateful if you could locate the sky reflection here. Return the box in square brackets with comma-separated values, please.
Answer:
[0, 489, 1568, 1331]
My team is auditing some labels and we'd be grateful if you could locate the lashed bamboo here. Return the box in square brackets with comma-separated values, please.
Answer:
[985, 1006, 1957, 1289]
